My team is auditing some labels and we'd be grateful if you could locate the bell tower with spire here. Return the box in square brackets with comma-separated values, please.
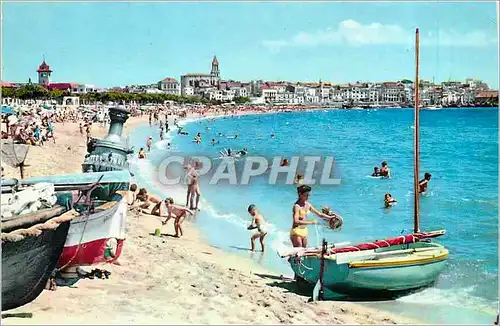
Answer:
[211, 55, 220, 78]
[37, 56, 52, 86]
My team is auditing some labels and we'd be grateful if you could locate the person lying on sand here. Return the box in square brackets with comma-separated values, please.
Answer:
[132, 188, 162, 214]
[246, 204, 268, 252]
[162, 198, 194, 238]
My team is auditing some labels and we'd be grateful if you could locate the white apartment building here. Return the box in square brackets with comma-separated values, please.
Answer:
[381, 82, 405, 103]
[262, 87, 278, 103]
[158, 77, 181, 96]
[232, 87, 247, 97]
[183, 86, 195, 96]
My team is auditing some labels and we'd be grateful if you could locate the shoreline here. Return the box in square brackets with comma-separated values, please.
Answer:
[2, 109, 418, 324]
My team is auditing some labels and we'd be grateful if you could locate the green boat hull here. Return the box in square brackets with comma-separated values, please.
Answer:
[289, 242, 448, 298]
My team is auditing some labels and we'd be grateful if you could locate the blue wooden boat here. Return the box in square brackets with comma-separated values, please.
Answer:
[283, 29, 449, 300]
[287, 234, 448, 298]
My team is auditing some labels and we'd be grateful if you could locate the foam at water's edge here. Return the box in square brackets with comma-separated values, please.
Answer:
[129, 110, 498, 324]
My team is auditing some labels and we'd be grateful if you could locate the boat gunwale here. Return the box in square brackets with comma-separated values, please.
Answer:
[347, 250, 448, 269]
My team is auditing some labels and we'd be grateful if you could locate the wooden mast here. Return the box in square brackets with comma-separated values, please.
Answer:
[413, 28, 421, 233]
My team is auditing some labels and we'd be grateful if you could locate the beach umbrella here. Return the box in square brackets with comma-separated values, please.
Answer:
[1, 106, 15, 116]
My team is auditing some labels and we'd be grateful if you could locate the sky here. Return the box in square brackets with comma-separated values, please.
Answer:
[2, 1, 499, 88]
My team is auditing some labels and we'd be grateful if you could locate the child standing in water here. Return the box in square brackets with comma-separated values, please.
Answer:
[246, 204, 268, 252]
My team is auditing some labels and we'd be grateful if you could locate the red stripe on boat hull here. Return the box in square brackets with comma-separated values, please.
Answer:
[57, 238, 124, 268]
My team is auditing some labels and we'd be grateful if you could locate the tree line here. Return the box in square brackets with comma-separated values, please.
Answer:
[1, 85, 251, 105]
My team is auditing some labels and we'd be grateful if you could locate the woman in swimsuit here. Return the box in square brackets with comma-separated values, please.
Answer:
[290, 185, 332, 248]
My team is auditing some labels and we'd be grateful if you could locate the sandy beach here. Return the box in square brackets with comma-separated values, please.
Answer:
[1, 112, 415, 325]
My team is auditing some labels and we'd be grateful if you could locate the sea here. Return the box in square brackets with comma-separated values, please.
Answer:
[128, 108, 498, 324]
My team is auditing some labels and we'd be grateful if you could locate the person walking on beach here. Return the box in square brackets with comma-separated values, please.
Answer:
[419, 172, 432, 194]
[246, 204, 268, 252]
[146, 136, 152, 152]
[290, 185, 331, 248]
[162, 198, 194, 238]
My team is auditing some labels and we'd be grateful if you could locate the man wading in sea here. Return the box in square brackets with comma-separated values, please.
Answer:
[184, 161, 201, 211]
[419, 172, 432, 194]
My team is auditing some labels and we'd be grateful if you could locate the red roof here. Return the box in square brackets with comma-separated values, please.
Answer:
[476, 90, 498, 99]
[161, 77, 178, 83]
[0, 81, 15, 88]
[37, 60, 52, 73]
[48, 83, 79, 90]
[260, 85, 275, 90]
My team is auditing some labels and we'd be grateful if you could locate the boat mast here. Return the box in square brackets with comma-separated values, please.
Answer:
[414, 28, 420, 233]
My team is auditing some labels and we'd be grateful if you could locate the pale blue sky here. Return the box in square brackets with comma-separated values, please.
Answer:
[2, 1, 498, 88]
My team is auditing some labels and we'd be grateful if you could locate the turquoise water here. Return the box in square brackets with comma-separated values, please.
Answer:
[129, 108, 498, 324]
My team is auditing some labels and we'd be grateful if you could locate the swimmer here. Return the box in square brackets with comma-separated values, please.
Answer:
[146, 136, 152, 152]
[281, 158, 289, 167]
[211, 138, 218, 146]
[321, 206, 343, 229]
[380, 161, 391, 178]
[384, 193, 397, 208]
[372, 167, 381, 177]
[419, 172, 432, 194]
[294, 174, 304, 185]
[246, 204, 268, 252]
[167, 142, 171, 149]
[162, 197, 194, 238]
[138, 147, 146, 159]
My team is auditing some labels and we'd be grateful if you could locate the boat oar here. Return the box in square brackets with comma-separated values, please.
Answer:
[312, 239, 327, 301]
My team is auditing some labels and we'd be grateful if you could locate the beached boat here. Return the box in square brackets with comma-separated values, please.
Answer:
[2, 171, 130, 269]
[1, 207, 79, 311]
[282, 29, 449, 300]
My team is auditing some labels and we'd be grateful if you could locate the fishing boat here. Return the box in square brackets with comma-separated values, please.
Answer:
[282, 29, 449, 300]
[1, 205, 79, 311]
[2, 171, 130, 269]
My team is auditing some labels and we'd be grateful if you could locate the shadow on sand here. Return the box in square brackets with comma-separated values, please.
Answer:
[252, 273, 433, 302]
[148, 232, 179, 238]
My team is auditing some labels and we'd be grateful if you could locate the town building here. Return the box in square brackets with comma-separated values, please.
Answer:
[37, 60, 52, 86]
[180, 56, 221, 96]
[157, 77, 181, 96]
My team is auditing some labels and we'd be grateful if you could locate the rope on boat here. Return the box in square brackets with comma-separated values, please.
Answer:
[58, 204, 96, 270]
[294, 257, 313, 275]
[1, 209, 79, 243]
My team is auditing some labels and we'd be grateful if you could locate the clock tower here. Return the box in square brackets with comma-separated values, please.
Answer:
[37, 59, 52, 86]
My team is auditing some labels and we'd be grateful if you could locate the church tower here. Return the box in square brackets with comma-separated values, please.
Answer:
[37, 59, 52, 86]
[211, 55, 220, 78]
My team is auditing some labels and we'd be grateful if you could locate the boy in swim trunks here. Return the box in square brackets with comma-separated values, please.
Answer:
[246, 204, 268, 252]
[162, 198, 194, 238]
[419, 172, 432, 194]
